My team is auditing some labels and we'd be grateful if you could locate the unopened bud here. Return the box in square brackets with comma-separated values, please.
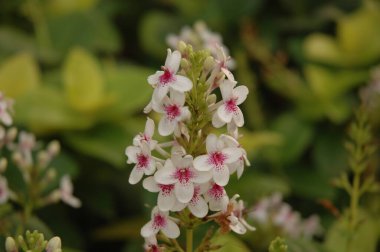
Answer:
[0, 158, 7, 173]
[46, 169, 57, 182]
[46, 237, 61, 252]
[47, 141, 60, 156]
[5, 237, 18, 252]
[6, 127, 18, 142]
[37, 151, 49, 168]
[12, 152, 23, 165]
[206, 94, 217, 105]
[180, 58, 190, 70]
[178, 41, 187, 54]
[204, 56, 215, 71]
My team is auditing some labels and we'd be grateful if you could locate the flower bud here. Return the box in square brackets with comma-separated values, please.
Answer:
[46, 169, 57, 182]
[180, 58, 190, 70]
[178, 41, 187, 54]
[46, 237, 61, 252]
[206, 94, 217, 105]
[0, 158, 7, 173]
[5, 237, 18, 252]
[204, 56, 215, 71]
[6, 127, 18, 142]
[47, 141, 60, 156]
[37, 151, 49, 168]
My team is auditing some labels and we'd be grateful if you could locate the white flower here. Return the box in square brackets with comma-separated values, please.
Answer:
[144, 235, 161, 252]
[212, 80, 248, 128]
[153, 90, 190, 136]
[173, 183, 209, 218]
[17, 131, 37, 166]
[227, 195, 255, 234]
[60, 175, 81, 208]
[0, 101, 12, 126]
[133, 117, 158, 150]
[126, 141, 156, 184]
[220, 134, 250, 179]
[302, 215, 322, 238]
[0, 175, 9, 204]
[141, 206, 180, 239]
[193, 134, 242, 186]
[143, 176, 177, 212]
[148, 49, 192, 102]
[154, 155, 212, 203]
[214, 44, 235, 81]
[204, 182, 229, 211]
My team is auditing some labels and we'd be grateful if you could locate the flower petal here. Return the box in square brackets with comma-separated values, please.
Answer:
[170, 89, 185, 106]
[234, 85, 249, 105]
[189, 197, 208, 218]
[171, 75, 193, 92]
[193, 170, 212, 183]
[162, 219, 180, 239]
[154, 160, 176, 184]
[213, 165, 230, 186]
[165, 49, 181, 73]
[125, 146, 139, 164]
[193, 155, 212, 171]
[217, 104, 233, 123]
[129, 166, 144, 184]
[158, 118, 175, 136]
[212, 112, 226, 128]
[158, 193, 176, 211]
[147, 71, 162, 85]
[219, 79, 235, 99]
[175, 182, 194, 203]
[206, 134, 218, 153]
[153, 85, 170, 103]
[223, 147, 242, 163]
[141, 221, 155, 238]
[145, 117, 155, 138]
[143, 176, 160, 192]
[233, 108, 244, 127]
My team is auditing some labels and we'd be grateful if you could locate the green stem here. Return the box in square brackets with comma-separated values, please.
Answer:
[347, 171, 360, 252]
[186, 228, 193, 252]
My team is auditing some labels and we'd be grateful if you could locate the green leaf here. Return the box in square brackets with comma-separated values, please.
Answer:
[0, 52, 40, 98]
[103, 63, 154, 117]
[269, 113, 314, 164]
[63, 47, 114, 113]
[325, 209, 379, 252]
[14, 87, 94, 134]
[139, 11, 181, 59]
[0, 27, 36, 57]
[212, 234, 251, 252]
[48, 10, 120, 54]
[44, 0, 98, 17]
[93, 218, 145, 240]
[64, 123, 134, 168]
[287, 238, 326, 252]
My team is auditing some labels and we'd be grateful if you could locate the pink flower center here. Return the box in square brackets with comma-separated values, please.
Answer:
[164, 104, 181, 121]
[141, 133, 151, 142]
[159, 69, 175, 86]
[225, 98, 238, 113]
[153, 213, 167, 229]
[208, 151, 227, 168]
[159, 184, 174, 196]
[137, 153, 149, 169]
[208, 183, 224, 200]
[173, 168, 193, 184]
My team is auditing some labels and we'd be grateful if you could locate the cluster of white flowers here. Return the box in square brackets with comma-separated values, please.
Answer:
[125, 38, 254, 249]
[249, 193, 322, 239]
[0, 92, 81, 209]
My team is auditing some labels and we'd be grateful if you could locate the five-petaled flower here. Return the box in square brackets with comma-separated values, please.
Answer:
[133, 117, 158, 150]
[148, 49, 192, 103]
[193, 134, 242, 186]
[126, 141, 156, 184]
[141, 206, 180, 239]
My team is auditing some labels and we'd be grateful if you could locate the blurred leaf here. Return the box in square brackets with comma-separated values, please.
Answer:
[287, 166, 335, 199]
[93, 217, 145, 240]
[212, 234, 251, 252]
[44, 0, 98, 17]
[63, 47, 114, 112]
[14, 87, 94, 134]
[325, 209, 378, 252]
[0, 27, 36, 58]
[238, 130, 283, 158]
[64, 124, 132, 168]
[304, 65, 368, 100]
[269, 237, 288, 252]
[0, 52, 40, 98]
[270, 113, 314, 164]
[48, 10, 120, 54]
[139, 11, 181, 59]
[287, 238, 326, 252]
[104, 63, 153, 117]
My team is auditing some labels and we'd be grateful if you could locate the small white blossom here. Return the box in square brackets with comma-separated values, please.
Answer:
[226, 195, 255, 234]
[141, 206, 180, 239]
[153, 90, 190, 136]
[144, 235, 162, 252]
[133, 117, 158, 150]
[193, 134, 242, 186]
[126, 141, 156, 184]
[221, 134, 250, 179]
[60, 175, 81, 208]
[46, 237, 62, 252]
[155, 155, 212, 203]
[0, 93, 13, 126]
[212, 80, 248, 128]
[173, 183, 209, 218]
[148, 49, 192, 103]
[0, 175, 9, 204]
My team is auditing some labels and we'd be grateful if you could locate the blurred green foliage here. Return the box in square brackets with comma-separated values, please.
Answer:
[0, 0, 379, 251]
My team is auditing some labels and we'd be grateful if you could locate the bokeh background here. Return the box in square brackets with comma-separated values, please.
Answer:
[0, 0, 379, 251]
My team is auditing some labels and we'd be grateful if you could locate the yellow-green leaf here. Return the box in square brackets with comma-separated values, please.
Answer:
[212, 234, 251, 252]
[45, 0, 98, 17]
[63, 47, 110, 113]
[0, 52, 40, 98]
